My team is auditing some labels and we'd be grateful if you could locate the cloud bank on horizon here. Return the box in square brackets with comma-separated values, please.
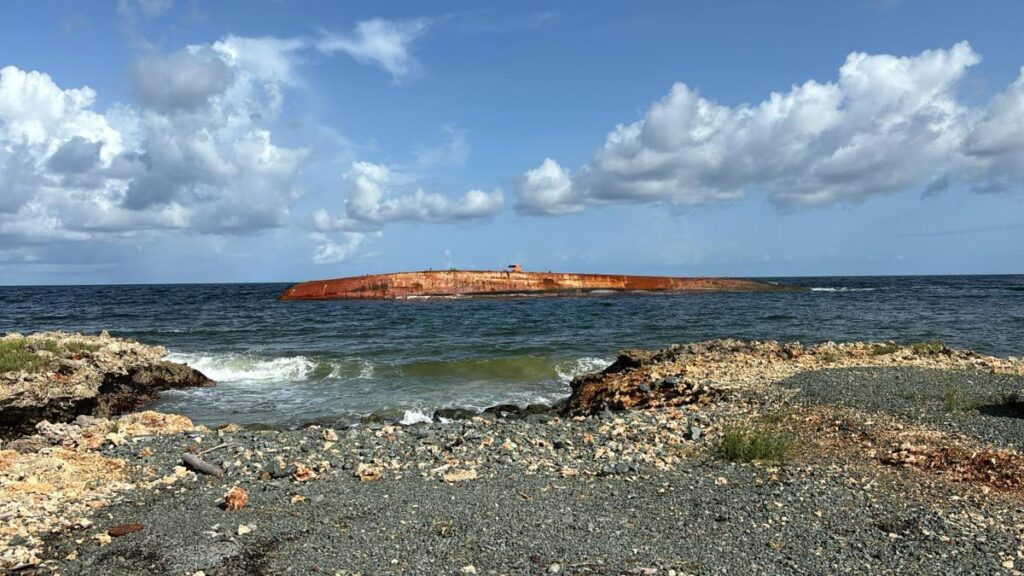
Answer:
[0, 4, 1022, 276]
[518, 42, 1024, 215]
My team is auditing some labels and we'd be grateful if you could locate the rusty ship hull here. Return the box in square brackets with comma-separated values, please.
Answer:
[279, 270, 801, 300]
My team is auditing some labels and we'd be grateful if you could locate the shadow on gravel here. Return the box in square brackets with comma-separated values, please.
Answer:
[977, 402, 1024, 420]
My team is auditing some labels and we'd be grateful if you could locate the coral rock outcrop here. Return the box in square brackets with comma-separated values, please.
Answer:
[0, 332, 213, 435]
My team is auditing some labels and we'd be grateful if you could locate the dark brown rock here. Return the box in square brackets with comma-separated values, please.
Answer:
[560, 347, 723, 416]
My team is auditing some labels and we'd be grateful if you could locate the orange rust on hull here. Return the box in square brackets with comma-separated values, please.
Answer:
[279, 270, 802, 301]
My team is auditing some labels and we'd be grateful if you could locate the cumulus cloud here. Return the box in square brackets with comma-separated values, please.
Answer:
[519, 158, 578, 215]
[211, 35, 306, 85]
[311, 231, 374, 265]
[316, 18, 429, 79]
[0, 24, 482, 268]
[0, 35, 309, 245]
[319, 161, 503, 228]
[132, 48, 231, 111]
[519, 42, 1024, 215]
[963, 68, 1024, 188]
[310, 161, 503, 263]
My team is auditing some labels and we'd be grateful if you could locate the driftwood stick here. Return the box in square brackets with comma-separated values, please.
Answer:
[182, 453, 224, 477]
[198, 442, 236, 456]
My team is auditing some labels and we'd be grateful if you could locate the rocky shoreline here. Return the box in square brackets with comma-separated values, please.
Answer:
[3, 335, 1024, 573]
[0, 332, 212, 437]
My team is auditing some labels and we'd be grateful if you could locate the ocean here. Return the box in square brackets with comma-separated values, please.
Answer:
[1, 275, 1022, 428]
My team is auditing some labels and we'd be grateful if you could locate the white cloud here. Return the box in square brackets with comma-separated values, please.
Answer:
[519, 42, 1024, 215]
[963, 67, 1024, 188]
[132, 48, 231, 111]
[211, 35, 306, 85]
[310, 160, 503, 263]
[0, 36, 309, 245]
[0, 28, 489, 268]
[311, 231, 372, 264]
[316, 18, 429, 79]
[519, 158, 578, 215]
[316, 161, 503, 230]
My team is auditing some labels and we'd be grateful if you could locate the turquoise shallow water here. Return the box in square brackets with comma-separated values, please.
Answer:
[1, 275, 1022, 427]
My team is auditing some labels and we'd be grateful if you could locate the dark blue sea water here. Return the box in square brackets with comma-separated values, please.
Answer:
[1, 276, 1022, 427]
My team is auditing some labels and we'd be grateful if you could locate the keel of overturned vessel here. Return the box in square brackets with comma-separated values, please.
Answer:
[279, 266, 803, 300]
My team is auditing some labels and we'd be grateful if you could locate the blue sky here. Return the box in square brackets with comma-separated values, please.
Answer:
[0, 0, 1022, 284]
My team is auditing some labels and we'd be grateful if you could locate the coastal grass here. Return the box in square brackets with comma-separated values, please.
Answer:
[0, 339, 51, 373]
[870, 343, 900, 356]
[0, 338, 90, 373]
[64, 340, 101, 354]
[941, 387, 980, 412]
[717, 425, 794, 463]
[911, 341, 946, 355]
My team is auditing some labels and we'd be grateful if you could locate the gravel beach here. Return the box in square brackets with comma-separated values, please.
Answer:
[5, 339, 1024, 575]
[29, 366, 1024, 575]
[783, 367, 1024, 449]
[46, 442, 1024, 576]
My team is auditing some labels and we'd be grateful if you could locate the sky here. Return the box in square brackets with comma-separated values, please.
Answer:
[0, 0, 1023, 285]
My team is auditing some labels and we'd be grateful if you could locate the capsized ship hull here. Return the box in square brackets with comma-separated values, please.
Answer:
[278, 269, 802, 300]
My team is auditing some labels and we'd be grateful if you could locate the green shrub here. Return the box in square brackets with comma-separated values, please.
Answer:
[717, 426, 794, 463]
[64, 340, 101, 354]
[0, 339, 50, 373]
[818, 352, 837, 363]
[941, 387, 979, 412]
[870, 343, 899, 356]
[1002, 391, 1024, 405]
[911, 341, 945, 355]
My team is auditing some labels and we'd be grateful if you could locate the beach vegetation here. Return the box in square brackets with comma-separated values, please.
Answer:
[1001, 391, 1024, 406]
[870, 343, 899, 356]
[995, 391, 1024, 413]
[941, 387, 979, 412]
[818, 352, 838, 363]
[717, 425, 794, 463]
[64, 340, 101, 354]
[911, 341, 945, 355]
[0, 338, 52, 373]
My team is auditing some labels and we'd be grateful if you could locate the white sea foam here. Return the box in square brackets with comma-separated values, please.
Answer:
[165, 352, 313, 383]
[399, 409, 433, 425]
[810, 287, 878, 292]
[358, 360, 375, 379]
[555, 356, 612, 384]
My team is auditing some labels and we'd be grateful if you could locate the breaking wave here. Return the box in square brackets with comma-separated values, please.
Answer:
[555, 356, 611, 383]
[165, 352, 611, 386]
[165, 352, 315, 382]
[399, 409, 433, 425]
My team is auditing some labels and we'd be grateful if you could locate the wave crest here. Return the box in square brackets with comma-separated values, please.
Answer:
[166, 352, 314, 382]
